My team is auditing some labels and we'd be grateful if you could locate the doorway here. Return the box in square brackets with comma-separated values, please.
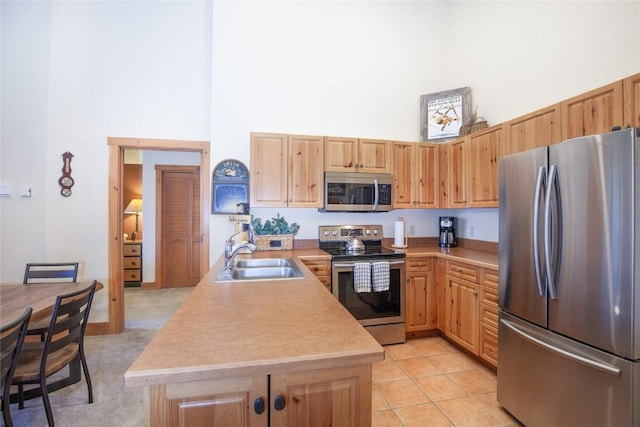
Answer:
[107, 137, 210, 334]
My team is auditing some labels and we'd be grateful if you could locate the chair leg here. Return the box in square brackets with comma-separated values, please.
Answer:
[40, 377, 54, 427]
[17, 385, 24, 410]
[2, 384, 14, 427]
[79, 348, 93, 403]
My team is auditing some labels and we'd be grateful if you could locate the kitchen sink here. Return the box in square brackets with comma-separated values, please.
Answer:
[234, 258, 294, 269]
[213, 259, 304, 282]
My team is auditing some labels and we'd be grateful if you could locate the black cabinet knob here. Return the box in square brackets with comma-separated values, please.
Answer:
[253, 397, 265, 414]
[273, 394, 286, 411]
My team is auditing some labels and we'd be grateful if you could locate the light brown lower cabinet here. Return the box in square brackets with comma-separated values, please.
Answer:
[443, 259, 499, 367]
[298, 257, 331, 292]
[406, 257, 437, 332]
[145, 364, 372, 426]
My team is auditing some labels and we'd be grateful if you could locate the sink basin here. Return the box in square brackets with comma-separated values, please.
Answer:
[234, 258, 293, 269]
[231, 266, 303, 280]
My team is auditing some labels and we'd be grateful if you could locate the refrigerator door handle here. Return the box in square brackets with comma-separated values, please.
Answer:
[532, 166, 546, 296]
[544, 164, 558, 299]
[501, 318, 621, 376]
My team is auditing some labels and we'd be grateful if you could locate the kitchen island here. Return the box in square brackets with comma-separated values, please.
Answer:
[124, 252, 384, 426]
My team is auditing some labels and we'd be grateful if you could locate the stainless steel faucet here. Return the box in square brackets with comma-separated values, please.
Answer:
[222, 231, 256, 272]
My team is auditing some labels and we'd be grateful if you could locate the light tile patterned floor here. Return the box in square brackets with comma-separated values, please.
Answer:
[373, 336, 522, 427]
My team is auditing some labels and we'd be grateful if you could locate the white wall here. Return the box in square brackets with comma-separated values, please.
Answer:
[1, 1, 638, 292]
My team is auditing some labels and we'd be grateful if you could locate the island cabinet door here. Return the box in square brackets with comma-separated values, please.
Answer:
[146, 376, 269, 427]
[270, 364, 372, 427]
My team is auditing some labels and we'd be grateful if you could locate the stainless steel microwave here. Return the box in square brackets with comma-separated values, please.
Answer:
[320, 172, 393, 212]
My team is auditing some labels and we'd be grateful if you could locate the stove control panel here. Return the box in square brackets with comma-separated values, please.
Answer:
[319, 225, 383, 242]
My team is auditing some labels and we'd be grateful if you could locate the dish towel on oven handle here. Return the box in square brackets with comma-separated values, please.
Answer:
[353, 262, 372, 293]
[371, 261, 390, 292]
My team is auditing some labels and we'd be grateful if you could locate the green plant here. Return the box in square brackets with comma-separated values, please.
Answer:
[251, 214, 300, 236]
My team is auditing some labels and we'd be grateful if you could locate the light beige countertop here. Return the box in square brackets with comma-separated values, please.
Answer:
[394, 246, 499, 269]
[124, 252, 384, 388]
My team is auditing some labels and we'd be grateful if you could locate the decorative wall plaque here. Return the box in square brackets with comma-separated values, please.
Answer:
[211, 159, 249, 214]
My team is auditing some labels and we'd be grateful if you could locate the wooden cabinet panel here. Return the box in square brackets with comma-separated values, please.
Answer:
[392, 142, 439, 209]
[446, 260, 479, 283]
[623, 73, 640, 128]
[251, 133, 324, 208]
[270, 364, 371, 427]
[502, 104, 562, 157]
[479, 323, 498, 367]
[325, 137, 391, 173]
[406, 257, 436, 332]
[445, 275, 479, 354]
[298, 257, 331, 292]
[560, 80, 623, 140]
[287, 134, 325, 207]
[446, 138, 468, 208]
[466, 125, 502, 208]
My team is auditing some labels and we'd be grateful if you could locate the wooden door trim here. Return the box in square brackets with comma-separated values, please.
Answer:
[155, 165, 201, 289]
[107, 137, 210, 334]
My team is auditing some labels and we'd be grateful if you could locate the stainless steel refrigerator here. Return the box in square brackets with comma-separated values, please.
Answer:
[498, 128, 640, 426]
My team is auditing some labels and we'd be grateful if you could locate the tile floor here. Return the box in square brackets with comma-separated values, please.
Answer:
[373, 337, 522, 427]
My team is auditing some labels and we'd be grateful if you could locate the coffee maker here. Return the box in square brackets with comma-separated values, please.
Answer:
[439, 216, 457, 248]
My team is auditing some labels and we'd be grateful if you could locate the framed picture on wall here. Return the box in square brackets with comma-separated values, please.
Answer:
[420, 87, 471, 141]
[211, 159, 249, 214]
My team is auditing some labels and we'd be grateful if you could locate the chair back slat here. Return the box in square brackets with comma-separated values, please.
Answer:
[23, 263, 79, 284]
[42, 281, 96, 365]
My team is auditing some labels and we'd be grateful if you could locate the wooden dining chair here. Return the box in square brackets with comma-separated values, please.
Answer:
[1, 307, 32, 427]
[23, 262, 79, 340]
[12, 281, 96, 427]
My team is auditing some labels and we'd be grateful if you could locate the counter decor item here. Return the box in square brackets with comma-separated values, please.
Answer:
[251, 214, 299, 251]
[420, 87, 471, 141]
[459, 105, 489, 137]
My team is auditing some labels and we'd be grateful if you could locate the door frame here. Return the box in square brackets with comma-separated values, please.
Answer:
[107, 137, 210, 334]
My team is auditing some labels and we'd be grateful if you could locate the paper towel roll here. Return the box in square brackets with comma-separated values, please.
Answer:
[394, 219, 405, 247]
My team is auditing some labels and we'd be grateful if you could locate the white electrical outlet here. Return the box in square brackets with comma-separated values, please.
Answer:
[409, 225, 416, 235]
[470, 225, 475, 237]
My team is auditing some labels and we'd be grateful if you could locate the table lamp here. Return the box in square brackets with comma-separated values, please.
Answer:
[124, 198, 143, 241]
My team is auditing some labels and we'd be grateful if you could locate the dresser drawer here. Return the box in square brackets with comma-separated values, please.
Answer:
[124, 257, 141, 269]
[124, 270, 141, 281]
[407, 257, 433, 272]
[124, 244, 142, 256]
[446, 260, 479, 282]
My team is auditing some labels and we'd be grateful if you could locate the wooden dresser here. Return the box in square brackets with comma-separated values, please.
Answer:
[123, 241, 142, 287]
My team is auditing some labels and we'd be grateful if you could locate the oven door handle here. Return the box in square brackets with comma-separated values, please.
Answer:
[332, 260, 405, 268]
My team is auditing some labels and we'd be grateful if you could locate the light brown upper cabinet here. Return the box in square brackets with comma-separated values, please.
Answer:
[502, 104, 562, 157]
[250, 132, 324, 208]
[443, 137, 468, 208]
[623, 72, 640, 128]
[466, 125, 502, 208]
[392, 141, 439, 209]
[325, 137, 391, 173]
[560, 80, 623, 141]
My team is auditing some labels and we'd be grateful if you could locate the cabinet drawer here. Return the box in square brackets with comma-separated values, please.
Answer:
[123, 257, 141, 269]
[124, 270, 141, 281]
[124, 244, 142, 256]
[407, 257, 432, 272]
[299, 259, 331, 276]
[480, 268, 499, 289]
[479, 285, 499, 308]
[480, 323, 498, 366]
[446, 260, 478, 282]
[480, 304, 499, 327]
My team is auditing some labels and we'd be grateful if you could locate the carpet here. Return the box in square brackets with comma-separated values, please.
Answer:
[6, 328, 157, 427]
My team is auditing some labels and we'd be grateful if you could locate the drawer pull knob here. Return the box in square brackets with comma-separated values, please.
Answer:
[273, 394, 286, 411]
[253, 397, 265, 414]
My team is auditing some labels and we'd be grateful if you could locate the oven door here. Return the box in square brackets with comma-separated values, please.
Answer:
[331, 259, 405, 326]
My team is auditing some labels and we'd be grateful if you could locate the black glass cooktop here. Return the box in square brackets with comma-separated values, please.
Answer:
[320, 244, 405, 261]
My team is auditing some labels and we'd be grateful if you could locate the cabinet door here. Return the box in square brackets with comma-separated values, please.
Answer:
[623, 73, 640, 128]
[406, 258, 436, 332]
[251, 133, 288, 207]
[415, 143, 439, 208]
[466, 125, 501, 208]
[287, 135, 324, 207]
[502, 104, 562, 157]
[438, 144, 450, 208]
[560, 80, 623, 140]
[446, 138, 468, 208]
[270, 364, 372, 427]
[325, 136, 358, 172]
[445, 275, 479, 354]
[392, 142, 414, 209]
[358, 138, 391, 173]
[148, 377, 269, 427]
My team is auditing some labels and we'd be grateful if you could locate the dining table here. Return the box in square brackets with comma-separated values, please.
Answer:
[0, 280, 103, 403]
